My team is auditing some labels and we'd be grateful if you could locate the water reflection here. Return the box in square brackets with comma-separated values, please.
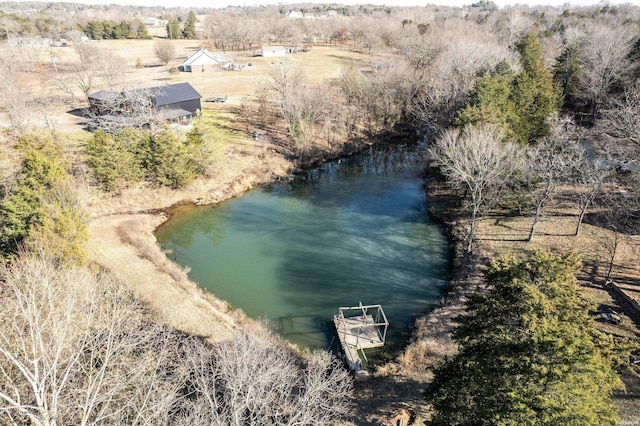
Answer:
[155, 141, 448, 351]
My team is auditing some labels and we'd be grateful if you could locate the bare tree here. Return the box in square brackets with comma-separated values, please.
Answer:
[410, 26, 513, 133]
[0, 47, 33, 135]
[154, 39, 176, 66]
[269, 63, 332, 157]
[0, 252, 181, 426]
[99, 53, 127, 91]
[87, 87, 162, 133]
[429, 124, 523, 252]
[523, 121, 581, 241]
[597, 177, 640, 282]
[600, 82, 640, 145]
[180, 327, 352, 426]
[573, 147, 612, 237]
[53, 43, 125, 105]
[578, 22, 634, 119]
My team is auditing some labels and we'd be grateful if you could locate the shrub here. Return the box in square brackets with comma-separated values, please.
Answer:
[0, 134, 87, 263]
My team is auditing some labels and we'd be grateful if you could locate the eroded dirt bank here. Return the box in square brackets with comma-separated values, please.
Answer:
[85, 141, 293, 343]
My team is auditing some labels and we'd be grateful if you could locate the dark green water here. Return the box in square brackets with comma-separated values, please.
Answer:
[155, 142, 449, 352]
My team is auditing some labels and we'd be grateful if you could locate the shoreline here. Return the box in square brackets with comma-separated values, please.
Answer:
[84, 136, 402, 346]
[83, 136, 479, 424]
[85, 141, 294, 343]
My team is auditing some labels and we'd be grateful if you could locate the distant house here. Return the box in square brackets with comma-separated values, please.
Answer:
[87, 82, 202, 124]
[285, 10, 303, 19]
[141, 17, 168, 28]
[261, 45, 287, 58]
[181, 48, 232, 72]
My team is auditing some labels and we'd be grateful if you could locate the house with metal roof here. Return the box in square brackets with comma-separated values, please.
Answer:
[180, 48, 232, 72]
[88, 82, 202, 123]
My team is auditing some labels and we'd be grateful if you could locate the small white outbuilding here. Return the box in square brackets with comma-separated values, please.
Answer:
[261, 45, 287, 58]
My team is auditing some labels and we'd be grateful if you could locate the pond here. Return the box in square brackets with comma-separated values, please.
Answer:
[155, 141, 450, 354]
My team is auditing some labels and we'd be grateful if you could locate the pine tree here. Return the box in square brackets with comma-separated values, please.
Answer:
[147, 129, 196, 188]
[0, 135, 87, 263]
[85, 129, 146, 192]
[455, 68, 517, 140]
[135, 19, 151, 39]
[553, 44, 582, 109]
[182, 11, 197, 40]
[511, 32, 559, 143]
[166, 17, 182, 40]
[457, 33, 559, 144]
[427, 251, 622, 425]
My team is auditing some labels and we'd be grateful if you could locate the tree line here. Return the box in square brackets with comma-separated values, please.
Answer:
[81, 19, 151, 40]
[1, 2, 640, 423]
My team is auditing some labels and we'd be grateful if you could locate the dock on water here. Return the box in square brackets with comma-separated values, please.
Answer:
[333, 302, 389, 372]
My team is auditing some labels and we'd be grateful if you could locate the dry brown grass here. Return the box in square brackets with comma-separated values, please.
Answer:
[396, 176, 640, 422]
[117, 217, 190, 285]
[15, 38, 639, 421]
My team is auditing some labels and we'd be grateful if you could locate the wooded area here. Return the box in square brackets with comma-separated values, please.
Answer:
[0, 1, 640, 424]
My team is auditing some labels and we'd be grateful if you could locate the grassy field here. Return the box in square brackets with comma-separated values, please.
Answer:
[41, 40, 375, 133]
[418, 183, 640, 422]
[6, 37, 639, 424]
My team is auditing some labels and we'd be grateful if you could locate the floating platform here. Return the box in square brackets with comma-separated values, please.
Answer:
[333, 303, 388, 372]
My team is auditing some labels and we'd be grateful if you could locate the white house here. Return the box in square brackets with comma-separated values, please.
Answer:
[286, 10, 303, 19]
[261, 46, 287, 58]
[181, 48, 232, 72]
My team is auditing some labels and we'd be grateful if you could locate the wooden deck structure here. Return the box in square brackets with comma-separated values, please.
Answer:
[333, 302, 389, 372]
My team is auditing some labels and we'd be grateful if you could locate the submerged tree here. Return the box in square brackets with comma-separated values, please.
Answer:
[427, 251, 622, 425]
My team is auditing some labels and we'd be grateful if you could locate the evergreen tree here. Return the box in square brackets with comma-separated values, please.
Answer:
[83, 21, 105, 40]
[185, 124, 208, 175]
[135, 19, 151, 39]
[146, 128, 200, 188]
[85, 127, 206, 191]
[455, 67, 517, 140]
[553, 44, 582, 109]
[166, 17, 182, 40]
[182, 11, 197, 40]
[0, 135, 87, 263]
[112, 20, 135, 39]
[457, 33, 559, 144]
[0, 137, 66, 252]
[85, 129, 146, 192]
[511, 32, 559, 143]
[427, 251, 622, 425]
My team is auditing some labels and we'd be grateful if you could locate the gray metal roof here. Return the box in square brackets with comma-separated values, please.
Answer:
[150, 82, 201, 107]
[89, 83, 201, 107]
[88, 90, 119, 102]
